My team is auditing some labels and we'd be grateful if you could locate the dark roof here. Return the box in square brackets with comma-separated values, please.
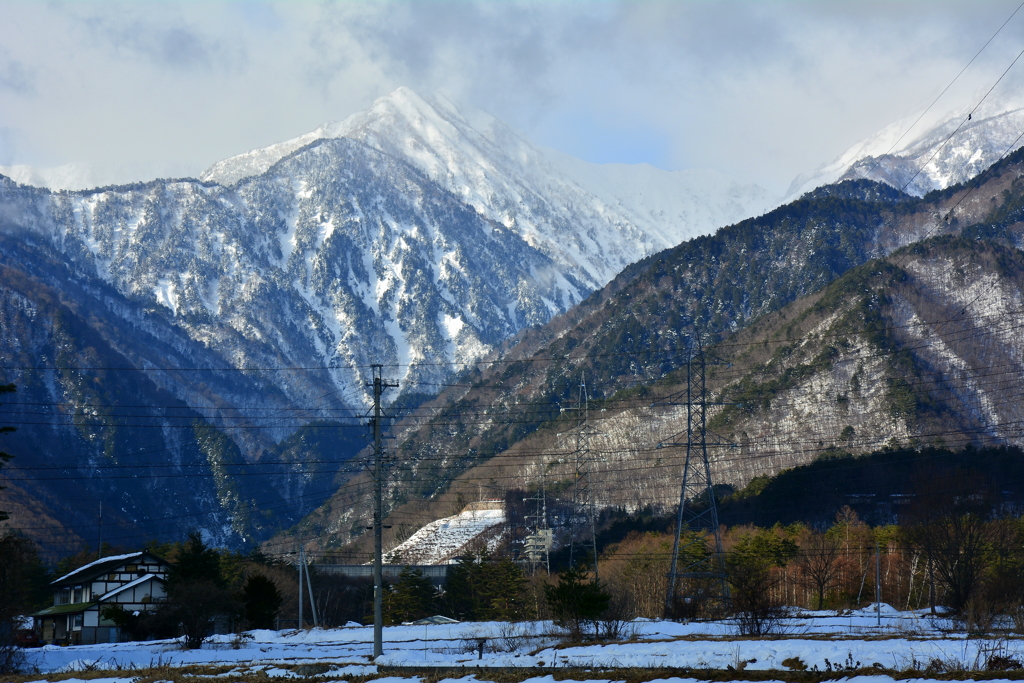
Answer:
[51, 551, 170, 587]
[32, 602, 96, 617]
[409, 615, 460, 625]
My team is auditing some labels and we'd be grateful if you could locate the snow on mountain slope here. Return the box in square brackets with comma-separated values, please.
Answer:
[384, 503, 505, 565]
[204, 88, 775, 286]
[1, 133, 594, 409]
[787, 105, 1024, 200]
[0, 88, 775, 549]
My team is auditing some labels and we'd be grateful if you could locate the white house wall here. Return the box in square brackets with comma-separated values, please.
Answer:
[109, 578, 164, 605]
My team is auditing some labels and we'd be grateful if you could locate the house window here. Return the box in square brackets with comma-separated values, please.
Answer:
[73, 613, 83, 630]
[56, 589, 71, 605]
[125, 565, 137, 572]
[72, 586, 82, 603]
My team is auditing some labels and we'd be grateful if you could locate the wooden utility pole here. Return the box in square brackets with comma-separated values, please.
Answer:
[97, 501, 103, 559]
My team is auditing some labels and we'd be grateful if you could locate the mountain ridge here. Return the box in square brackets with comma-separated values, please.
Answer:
[288, 150, 1024, 556]
[0, 89, 773, 553]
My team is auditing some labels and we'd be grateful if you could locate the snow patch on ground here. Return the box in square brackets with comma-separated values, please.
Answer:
[153, 277, 179, 313]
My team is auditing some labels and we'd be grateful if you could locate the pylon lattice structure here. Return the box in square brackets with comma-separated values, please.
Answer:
[664, 337, 730, 618]
[523, 472, 551, 575]
[568, 377, 600, 577]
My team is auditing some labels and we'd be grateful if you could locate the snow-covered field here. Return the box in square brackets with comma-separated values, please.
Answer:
[18, 605, 1024, 682]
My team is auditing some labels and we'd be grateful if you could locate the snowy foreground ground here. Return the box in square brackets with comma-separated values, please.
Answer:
[19, 605, 1024, 682]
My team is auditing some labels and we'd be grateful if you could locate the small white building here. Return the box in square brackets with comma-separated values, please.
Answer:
[32, 551, 171, 644]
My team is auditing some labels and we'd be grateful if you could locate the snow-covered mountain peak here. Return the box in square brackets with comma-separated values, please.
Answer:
[206, 87, 681, 286]
[331, 88, 551, 217]
[200, 87, 509, 189]
[203, 88, 776, 268]
[787, 103, 1024, 200]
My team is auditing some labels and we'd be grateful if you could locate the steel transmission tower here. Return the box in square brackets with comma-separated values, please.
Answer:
[568, 377, 600, 577]
[663, 337, 730, 617]
[523, 471, 551, 575]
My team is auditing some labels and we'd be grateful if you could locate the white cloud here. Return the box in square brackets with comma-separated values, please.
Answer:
[1, 0, 1023, 193]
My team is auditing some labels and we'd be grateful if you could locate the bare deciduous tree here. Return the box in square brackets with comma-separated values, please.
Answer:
[905, 471, 1001, 618]
[796, 529, 843, 610]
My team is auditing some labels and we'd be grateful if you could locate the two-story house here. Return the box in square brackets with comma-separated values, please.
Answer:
[32, 551, 171, 644]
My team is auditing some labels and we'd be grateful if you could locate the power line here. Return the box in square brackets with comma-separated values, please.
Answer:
[831, 0, 1024, 191]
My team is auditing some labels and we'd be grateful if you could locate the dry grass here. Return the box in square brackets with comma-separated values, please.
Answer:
[14, 661, 1024, 683]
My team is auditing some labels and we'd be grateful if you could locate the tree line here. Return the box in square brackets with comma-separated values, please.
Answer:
[602, 499, 1024, 635]
[6, 447, 1024, 660]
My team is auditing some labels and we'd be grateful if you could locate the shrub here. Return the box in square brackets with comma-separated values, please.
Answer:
[544, 566, 610, 641]
[242, 574, 282, 629]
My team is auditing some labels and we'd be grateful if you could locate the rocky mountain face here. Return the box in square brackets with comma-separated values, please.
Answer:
[704, 235, 1024, 485]
[0, 88, 773, 555]
[295, 149, 1024, 556]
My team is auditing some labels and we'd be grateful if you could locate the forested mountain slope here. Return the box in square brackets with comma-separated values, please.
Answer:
[292, 149, 1024, 555]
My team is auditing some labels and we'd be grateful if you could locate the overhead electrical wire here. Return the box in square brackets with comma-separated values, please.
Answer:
[5, 294, 1024, 428]
[862, 0, 1024, 180]
[15, 420, 1023, 550]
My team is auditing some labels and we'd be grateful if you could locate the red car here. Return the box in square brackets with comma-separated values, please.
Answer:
[15, 629, 42, 648]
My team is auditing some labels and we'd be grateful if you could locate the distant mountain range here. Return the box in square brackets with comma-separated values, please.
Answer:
[296, 153, 1024, 558]
[2, 87, 1023, 559]
[0, 88, 772, 554]
[787, 105, 1024, 200]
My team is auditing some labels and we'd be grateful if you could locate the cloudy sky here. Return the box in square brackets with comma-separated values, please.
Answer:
[1, 1, 1024, 194]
